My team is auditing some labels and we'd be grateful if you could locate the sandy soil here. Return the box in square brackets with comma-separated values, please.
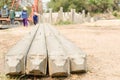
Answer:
[0, 20, 120, 80]
[55, 24, 120, 80]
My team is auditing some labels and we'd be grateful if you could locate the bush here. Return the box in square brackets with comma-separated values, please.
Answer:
[113, 11, 118, 17]
[112, 11, 120, 18]
[55, 20, 72, 25]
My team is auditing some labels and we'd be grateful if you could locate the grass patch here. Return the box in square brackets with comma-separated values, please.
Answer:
[55, 20, 73, 25]
[0, 74, 26, 80]
[0, 74, 13, 80]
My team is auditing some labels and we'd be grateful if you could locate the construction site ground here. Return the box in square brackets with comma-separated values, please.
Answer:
[0, 20, 120, 80]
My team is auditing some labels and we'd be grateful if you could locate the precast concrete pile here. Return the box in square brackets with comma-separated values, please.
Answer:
[5, 24, 87, 77]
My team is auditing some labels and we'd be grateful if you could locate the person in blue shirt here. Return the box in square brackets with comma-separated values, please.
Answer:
[22, 7, 28, 26]
[33, 12, 38, 25]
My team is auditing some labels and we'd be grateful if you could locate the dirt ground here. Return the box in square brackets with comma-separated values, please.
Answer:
[1, 20, 120, 80]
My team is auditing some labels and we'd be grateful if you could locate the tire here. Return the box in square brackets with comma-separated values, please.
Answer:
[14, 21, 21, 25]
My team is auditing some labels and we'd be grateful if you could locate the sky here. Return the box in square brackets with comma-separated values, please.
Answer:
[43, 0, 50, 2]
[20, 0, 50, 10]
[42, 0, 50, 10]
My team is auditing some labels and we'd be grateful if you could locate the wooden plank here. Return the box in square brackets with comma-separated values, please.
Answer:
[26, 24, 47, 76]
[44, 24, 70, 77]
[48, 24, 87, 73]
[5, 25, 39, 75]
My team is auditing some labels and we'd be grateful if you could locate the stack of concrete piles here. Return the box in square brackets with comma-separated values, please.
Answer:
[5, 25, 39, 75]
[46, 24, 87, 73]
[5, 24, 86, 77]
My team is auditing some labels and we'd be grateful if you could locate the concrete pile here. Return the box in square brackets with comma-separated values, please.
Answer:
[44, 24, 70, 77]
[26, 24, 47, 76]
[5, 24, 86, 77]
[5, 25, 39, 75]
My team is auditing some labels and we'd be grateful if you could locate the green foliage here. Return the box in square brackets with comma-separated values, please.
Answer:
[0, 0, 12, 9]
[87, 0, 114, 12]
[113, 11, 118, 16]
[48, 0, 118, 13]
[0, 74, 16, 80]
[55, 20, 72, 25]
[48, 0, 87, 12]
[0, 0, 22, 11]
[112, 11, 120, 18]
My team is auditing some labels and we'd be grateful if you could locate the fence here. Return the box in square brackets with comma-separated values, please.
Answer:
[41, 7, 96, 24]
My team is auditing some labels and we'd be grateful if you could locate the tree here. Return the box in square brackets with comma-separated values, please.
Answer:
[87, 0, 114, 12]
[0, 0, 12, 9]
[47, 0, 117, 13]
[47, 0, 87, 12]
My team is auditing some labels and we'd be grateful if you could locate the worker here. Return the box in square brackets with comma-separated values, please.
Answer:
[33, 12, 38, 25]
[22, 7, 28, 27]
[9, 9, 15, 25]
